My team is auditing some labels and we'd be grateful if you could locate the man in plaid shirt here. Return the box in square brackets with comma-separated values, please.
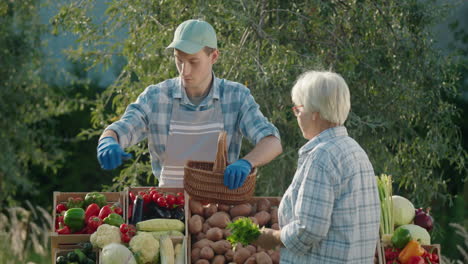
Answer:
[254, 71, 380, 263]
[96, 19, 282, 188]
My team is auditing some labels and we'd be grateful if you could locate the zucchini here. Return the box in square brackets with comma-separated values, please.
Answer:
[136, 219, 185, 232]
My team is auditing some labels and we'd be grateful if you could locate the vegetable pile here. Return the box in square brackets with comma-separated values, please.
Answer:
[55, 192, 124, 235]
[55, 242, 97, 264]
[376, 174, 439, 264]
[188, 198, 280, 264]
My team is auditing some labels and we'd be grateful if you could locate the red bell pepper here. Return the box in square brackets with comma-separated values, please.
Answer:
[56, 203, 68, 214]
[85, 203, 100, 221]
[57, 223, 71, 234]
[87, 216, 103, 233]
[407, 256, 424, 264]
[55, 215, 65, 230]
[98, 205, 113, 219]
[111, 203, 123, 216]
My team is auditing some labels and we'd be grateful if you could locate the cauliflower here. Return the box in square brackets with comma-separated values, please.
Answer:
[90, 224, 121, 248]
[129, 232, 160, 264]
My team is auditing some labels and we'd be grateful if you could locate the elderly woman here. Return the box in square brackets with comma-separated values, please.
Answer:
[254, 71, 380, 263]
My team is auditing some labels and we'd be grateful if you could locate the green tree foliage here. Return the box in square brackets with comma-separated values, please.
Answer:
[0, 0, 73, 206]
[52, 0, 466, 206]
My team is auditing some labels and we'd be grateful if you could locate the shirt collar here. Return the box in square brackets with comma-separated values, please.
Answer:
[299, 126, 348, 156]
[172, 72, 221, 107]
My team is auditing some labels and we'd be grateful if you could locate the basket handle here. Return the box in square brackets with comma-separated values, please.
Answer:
[213, 131, 228, 173]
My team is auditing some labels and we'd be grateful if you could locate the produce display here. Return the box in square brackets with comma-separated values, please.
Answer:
[188, 197, 281, 264]
[54, 193, 124, 235]
[376, 174, 440, 264]
[54, 242, 97, 264]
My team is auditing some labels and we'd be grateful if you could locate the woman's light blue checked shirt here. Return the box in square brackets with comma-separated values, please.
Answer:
[105, 75, 280, 180]
[278, 126, 380, 264]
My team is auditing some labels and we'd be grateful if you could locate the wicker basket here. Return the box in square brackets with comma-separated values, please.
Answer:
[184, 131, 257, 204]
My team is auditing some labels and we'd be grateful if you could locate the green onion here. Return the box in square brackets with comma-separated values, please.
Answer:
[377, 174, 394, 238]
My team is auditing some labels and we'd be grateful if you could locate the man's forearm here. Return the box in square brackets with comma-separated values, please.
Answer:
[243, 135, 282, 168]
[100, 129, 119, 143]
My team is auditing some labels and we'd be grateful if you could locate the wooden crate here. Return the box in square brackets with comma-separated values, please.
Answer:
[52, 243, 100, 264]
[377, 242, 441, 263]
[51, 191, 126, 244]
[187, 196, 282, 264]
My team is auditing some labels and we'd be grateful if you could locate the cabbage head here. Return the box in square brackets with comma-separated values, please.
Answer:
[101, 243, 137, 264]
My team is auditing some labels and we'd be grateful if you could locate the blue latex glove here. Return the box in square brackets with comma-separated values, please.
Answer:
[97, 137, 132, 170]
[224, 159, 253, 189]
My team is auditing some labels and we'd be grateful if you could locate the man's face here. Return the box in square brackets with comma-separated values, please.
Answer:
[174, 48, 219, 90]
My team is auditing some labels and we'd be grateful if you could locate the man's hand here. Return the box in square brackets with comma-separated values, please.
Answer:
[223, 159, 252, 189]
[252, 227, 283, 250]
[97, 137, 132, 170]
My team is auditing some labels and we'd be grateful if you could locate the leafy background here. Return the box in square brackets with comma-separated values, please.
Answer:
[0, 0, 467, 263]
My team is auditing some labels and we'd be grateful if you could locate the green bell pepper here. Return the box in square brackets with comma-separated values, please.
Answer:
[84, 192, 107, 208]
[64, 208, 85, 232]
[391, 226, 412, 249]
[103, 213, 124, 227]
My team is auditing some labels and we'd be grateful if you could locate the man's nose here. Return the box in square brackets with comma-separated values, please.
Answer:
[181, 63, 191, 76]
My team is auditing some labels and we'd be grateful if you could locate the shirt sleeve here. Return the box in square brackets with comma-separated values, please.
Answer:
[105, 89, 152, 148]
[238, 89, 280, 144]
[280, 152, 335, 255]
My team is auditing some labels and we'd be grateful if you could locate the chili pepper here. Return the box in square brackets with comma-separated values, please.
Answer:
[56, 203, 67, 214]
[66, 197, 84, 209]
[398, 240, 425, 264]
[64, 208, 85, 232]
[57, 223, 71, 234]
[84, 203, 100, 221]
[103, 213, 124, 227]
[84, 192, 107, 208]
[392, 227, 412, 249]
[98, 205, 113, 219]
[87, 216, 103, 232]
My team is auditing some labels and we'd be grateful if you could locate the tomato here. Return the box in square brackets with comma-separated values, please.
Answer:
[138, 191, 147, 197]
[166, 194, 176, 207]
[142, 193, 152, 205]
[430, 253, 439, 263]
[56, 204, 68, 214]
[149, 187, 156, 191]
[176, 196, 185, 206]
[128, 192, 136, 205]
[121, 232, 131, 243]
[157, 196, 168, 208]
[152, 192, 162, 203]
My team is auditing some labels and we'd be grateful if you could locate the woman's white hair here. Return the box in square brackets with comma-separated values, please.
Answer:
[291, 71, 350, 125]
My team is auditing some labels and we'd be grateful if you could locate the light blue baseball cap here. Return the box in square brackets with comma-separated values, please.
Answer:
[167, 19, 217, 54]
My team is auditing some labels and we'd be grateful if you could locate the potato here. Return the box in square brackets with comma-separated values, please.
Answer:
[232, 216, 244, 222]
[193, 239, 215, 249]
[211, 255, 226, 264]
[271, 223, 280, 230]
[255, 251, 272, 264]
[230, 203, 252, 218]
[196, 232, 206, 241]
[191, 247, 201, 263]
[190, 199, 204, 216]
[189, 215, 204, 234]
[256, 198, 271, 212]
[244, 256, 257, 264]
[270, 208, 278, 224]
[224, 249, 234, 262]
[217, 203, 231, 212]
[195, 260, 210, 264]
[223, 228, 232, 238]
[207, 212, 231, 229]
[233, 248, 251, 264]
[203, 222, 212, 233]
[206, 227, 224, 241]
[254, 211, 271, 227]
[210, 239, 232, 255]
[269, 251, 280, 264]
[249, 216, 259, 225]
[204, 203, 218, 218]
[245, 245, 257, 255]
[200, 246, 215, 260]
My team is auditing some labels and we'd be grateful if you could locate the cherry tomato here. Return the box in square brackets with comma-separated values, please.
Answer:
[157, 196, 168, 208]
[166, 194, 176, 207]
[152, 192, 162, 203]
[149, 187, 156, 191]
[142, 193, 152, 205]
[176, 196, 185, 206]
[138, 191, 147, 197]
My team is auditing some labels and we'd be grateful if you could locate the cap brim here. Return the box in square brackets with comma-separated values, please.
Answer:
[166, 39, 204, 54]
